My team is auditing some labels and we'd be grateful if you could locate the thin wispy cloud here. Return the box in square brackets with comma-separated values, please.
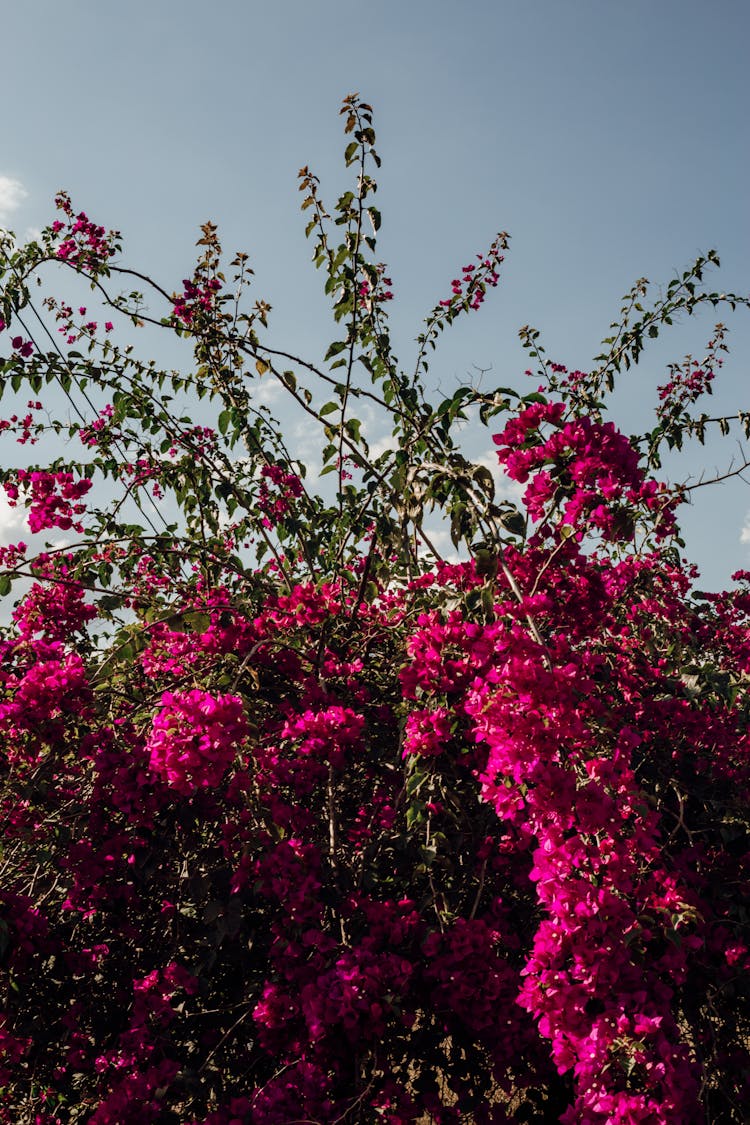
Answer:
[740, 514, 750, 545]
[0, 176, 27, 223]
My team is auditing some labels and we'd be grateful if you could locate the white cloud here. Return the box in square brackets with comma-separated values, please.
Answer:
[253, 376, 283, 406]
[369, 433, 398, 460]
[740, 513, 750, 545]
[0, 493, 28, 543]
[0, 176, 28, 222]
[420, 525, 462, 563]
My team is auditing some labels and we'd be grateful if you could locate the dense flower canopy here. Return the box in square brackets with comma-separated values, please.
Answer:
[1, 96, 750, 1123]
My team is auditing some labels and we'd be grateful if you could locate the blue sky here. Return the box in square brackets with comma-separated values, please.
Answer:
[1, 0, 748, 589]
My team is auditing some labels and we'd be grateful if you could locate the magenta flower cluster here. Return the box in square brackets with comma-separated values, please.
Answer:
[257, 463, 304, 528]
[3, 469, 93, 533]
[172, 276, 222, 325]
[51, 192, 120, 271]
[438, 240, 504, 312]
[493, 400, 677, 541]
[146, 689, 248, 795]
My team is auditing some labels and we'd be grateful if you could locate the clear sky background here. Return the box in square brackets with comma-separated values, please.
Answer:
[1, 0, 748, 589]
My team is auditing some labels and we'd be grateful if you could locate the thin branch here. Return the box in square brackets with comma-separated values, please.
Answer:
[680, 458, 750, 493]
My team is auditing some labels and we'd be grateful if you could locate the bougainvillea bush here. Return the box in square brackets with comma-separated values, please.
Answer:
[1, 96, 750, 1123]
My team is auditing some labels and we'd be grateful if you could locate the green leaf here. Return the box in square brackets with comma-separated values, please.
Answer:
[472, 465, 495, 499]
[344, 417, 362, 443]
[170, 610, 212, 634]
[499, 510, 526, 537]
[324, 340, 347, 362]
